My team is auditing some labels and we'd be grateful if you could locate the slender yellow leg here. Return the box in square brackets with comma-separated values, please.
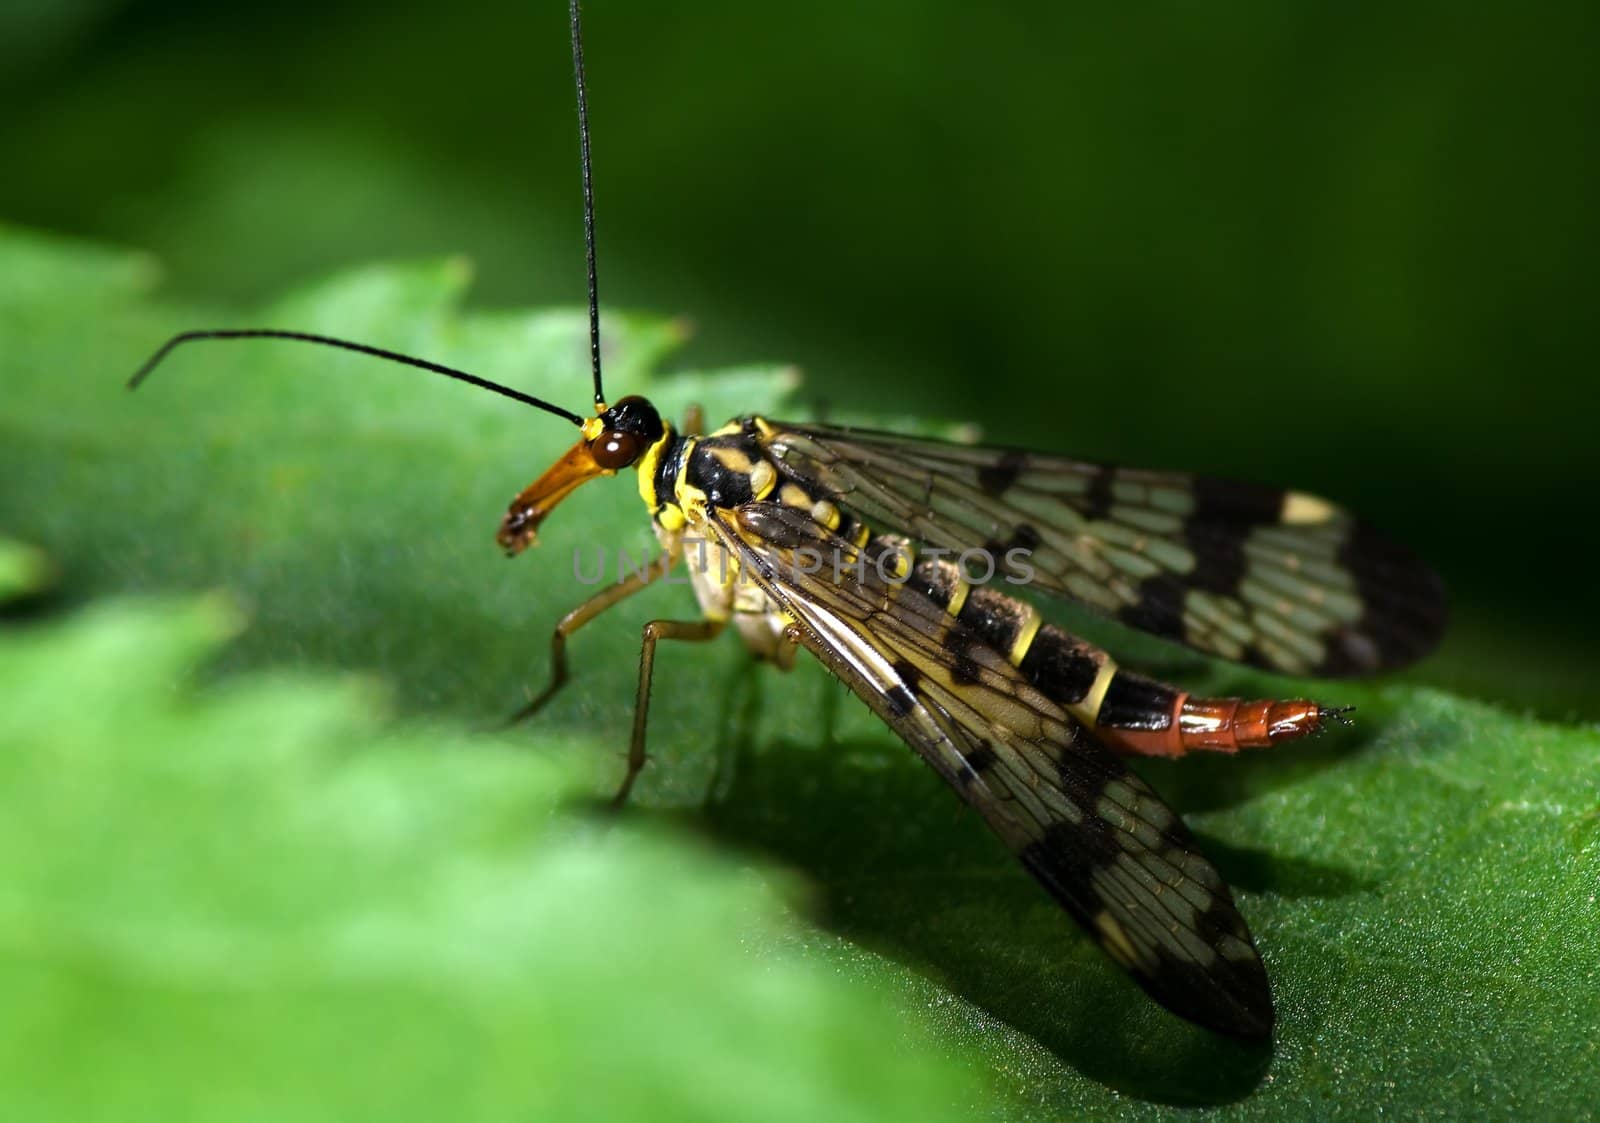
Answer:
[506, 550, 678, 726]
[614, 616, 726, 808]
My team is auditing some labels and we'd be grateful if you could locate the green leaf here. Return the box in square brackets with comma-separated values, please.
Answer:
[2, 225, 1597, 1118]
[0, 594, 989, 1121]
[0, 536, 54, 601]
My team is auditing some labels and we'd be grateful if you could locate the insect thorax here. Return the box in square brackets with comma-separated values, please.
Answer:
[638, 414, 871, 663]
[642, 415, 857, 539]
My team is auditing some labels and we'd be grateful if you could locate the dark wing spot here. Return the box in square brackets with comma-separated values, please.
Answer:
[890, 658, 922, 693]
[964, 740, 998, 774]
[1183, 523, 1250, 596]
[1183, 477, 1279, 597]
[1083, 469, 1116, 520]
[1190, 475, 1286, 524]
[887, 659, 921, 718]
[886, 685, 916, 718]
[1020, 820, 1274, 1040]
[1009, 523, 1042, 552]
[945, 632, 985, 685]
[1323, 521, 1450, 675]
[1120, 574, 1190, 641]
[976, 449, 1028, 496]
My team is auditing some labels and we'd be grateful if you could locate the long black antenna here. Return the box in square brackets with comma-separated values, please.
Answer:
[127, 10, 607, 423]
[127, 329, 585, 425]
[569, 0, 606, 409]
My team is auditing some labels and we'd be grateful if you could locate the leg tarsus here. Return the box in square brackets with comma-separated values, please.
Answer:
[504, 630, 571, 726]
[612, 616, 726, 808]
[504, 551, 677, 729]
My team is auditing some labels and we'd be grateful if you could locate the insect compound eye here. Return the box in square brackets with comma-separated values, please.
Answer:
[591, 429, 643, 470]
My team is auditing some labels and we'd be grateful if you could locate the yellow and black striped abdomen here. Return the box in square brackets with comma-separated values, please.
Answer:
[660, 419, 1333, 762]
[899, 550, 1333, 759]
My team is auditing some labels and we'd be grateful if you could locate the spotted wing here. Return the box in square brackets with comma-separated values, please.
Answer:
[758, 420, 1445, 677]
[710, 501, 1274, 1038]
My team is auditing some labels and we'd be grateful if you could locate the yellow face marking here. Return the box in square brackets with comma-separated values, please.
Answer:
[1281, 491, 1336, 525]
[580, 416, 605, 441]
[1006, 604, 1042, 665]
[634, 426, 673, 512]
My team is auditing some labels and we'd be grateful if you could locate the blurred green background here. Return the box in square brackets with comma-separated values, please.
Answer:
[4, 0, 1596, 714]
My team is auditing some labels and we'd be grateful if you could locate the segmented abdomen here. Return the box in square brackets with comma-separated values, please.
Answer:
[896, 547, 1331, 757]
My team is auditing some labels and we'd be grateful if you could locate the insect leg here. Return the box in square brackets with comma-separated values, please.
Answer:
[506, 549, 679, 726]
[616, 616, 727, 807]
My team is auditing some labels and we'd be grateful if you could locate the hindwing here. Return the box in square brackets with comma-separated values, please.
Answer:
[709, 501, 1275, 1038]
[758, 421, 1445, 677]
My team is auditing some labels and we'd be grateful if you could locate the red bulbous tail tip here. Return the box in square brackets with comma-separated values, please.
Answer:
[1097, 696, 1349, 758]
[1176, 697, 1347, 754]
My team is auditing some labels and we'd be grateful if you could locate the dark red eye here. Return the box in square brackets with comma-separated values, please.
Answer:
[592, 430, 643, 470]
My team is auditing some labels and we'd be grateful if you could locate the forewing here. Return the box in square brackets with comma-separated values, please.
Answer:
[711, 501, 1275, 1038]
[760, 420, 1445, 677]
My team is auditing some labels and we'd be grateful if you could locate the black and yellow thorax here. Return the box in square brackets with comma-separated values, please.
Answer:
[638, 415, 871, 550]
